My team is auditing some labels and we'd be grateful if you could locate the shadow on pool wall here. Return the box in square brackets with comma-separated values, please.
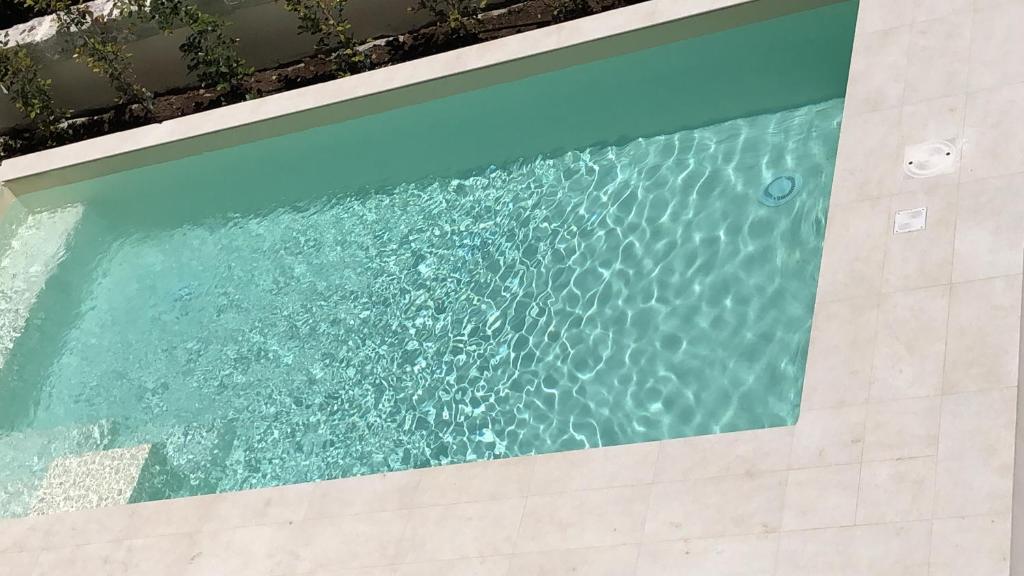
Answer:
[16, 0, 857, 226]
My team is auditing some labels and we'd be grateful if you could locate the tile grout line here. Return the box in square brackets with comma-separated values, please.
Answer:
[1012, 247, 1024, 576]
[507, 473, 533, 560]
[927, 19, 974, 560]
[288, 510, 1010, 576]
[771, 425, 800, 576]
[390, 483, 422, 568]
[630, 440, 667, 575]
[10, 440, 811, 541]
[17, 404, 1021, 554]
[1009, 0, 1024, 541]
[854, 216, 886, 528]
[847, 6, 914, 533]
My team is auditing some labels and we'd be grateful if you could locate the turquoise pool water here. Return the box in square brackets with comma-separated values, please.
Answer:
[0, 2, 856, 516]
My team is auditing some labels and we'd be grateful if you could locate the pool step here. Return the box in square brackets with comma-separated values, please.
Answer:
[0, 419, 239, 518]
[30, 444, 152, 516]
[0, 204, 84, 371]
[128, 420, 239, 504]
[0, 420, 116, 517]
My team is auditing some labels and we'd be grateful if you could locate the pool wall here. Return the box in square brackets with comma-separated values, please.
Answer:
[0, 0, 845, 197]
[0, 188, 12, 220]
[1, 0, 1023, 574]
[9, 0, 856, 223]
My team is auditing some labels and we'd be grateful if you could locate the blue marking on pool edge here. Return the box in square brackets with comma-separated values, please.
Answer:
[758, 175, 801, 207]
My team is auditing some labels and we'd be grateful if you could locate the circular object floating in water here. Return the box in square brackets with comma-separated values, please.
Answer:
[758, 175, 800, 207]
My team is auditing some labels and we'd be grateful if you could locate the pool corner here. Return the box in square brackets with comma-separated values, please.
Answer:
[0, 187, 14, 220]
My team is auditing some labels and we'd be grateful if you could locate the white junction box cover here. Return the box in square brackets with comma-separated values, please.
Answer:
[894, 207, 928, 234]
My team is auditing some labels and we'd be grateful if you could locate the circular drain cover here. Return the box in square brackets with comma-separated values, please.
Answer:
[904, 140, 958, 178]
[758, 175, 800, 207]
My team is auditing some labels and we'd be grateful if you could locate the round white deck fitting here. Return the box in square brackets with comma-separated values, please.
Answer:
[903, 139, 959, 178]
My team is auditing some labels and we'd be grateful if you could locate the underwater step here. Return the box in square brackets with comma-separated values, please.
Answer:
[0, 419, 116, 479]
[0, 420, 118, 517]
[0, 204, 85, 372]
[30, 444, 151, 516]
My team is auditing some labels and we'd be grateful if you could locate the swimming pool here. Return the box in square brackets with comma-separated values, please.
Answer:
[0, 1, 856, 516]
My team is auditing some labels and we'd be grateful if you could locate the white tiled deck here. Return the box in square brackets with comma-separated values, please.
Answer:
[1, 0, 1023, 574]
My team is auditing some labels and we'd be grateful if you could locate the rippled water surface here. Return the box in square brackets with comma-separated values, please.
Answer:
[0, 98, 843, 514]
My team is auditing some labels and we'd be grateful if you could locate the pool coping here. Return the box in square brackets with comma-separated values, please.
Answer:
[1, 0, 1021, 574]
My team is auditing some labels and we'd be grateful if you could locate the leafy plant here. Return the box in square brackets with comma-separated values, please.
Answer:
[119, 0, 252, 96]
[545, 0, 593, 23]
[278, 0, 362, 75]
[411, 0, 488, 41]
[0, 38, 66, 138]
[23, 0, 153, 113]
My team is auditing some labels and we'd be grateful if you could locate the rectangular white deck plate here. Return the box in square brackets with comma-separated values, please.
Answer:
[894, 207, 927, 234]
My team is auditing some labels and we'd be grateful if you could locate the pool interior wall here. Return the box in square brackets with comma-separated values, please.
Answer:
[0, 1, 857, 517]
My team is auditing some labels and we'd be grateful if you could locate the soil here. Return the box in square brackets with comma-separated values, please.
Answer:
[0, 0, 643, 161]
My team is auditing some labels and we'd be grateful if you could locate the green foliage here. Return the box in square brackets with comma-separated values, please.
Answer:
[545, 0, 593, 23]
[278, 0, 362, 74]
[23, 0, 153, 112]
[412, 0, 488, 40]
[119, 0, 252, 95]
[0, 39, 65, 137]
